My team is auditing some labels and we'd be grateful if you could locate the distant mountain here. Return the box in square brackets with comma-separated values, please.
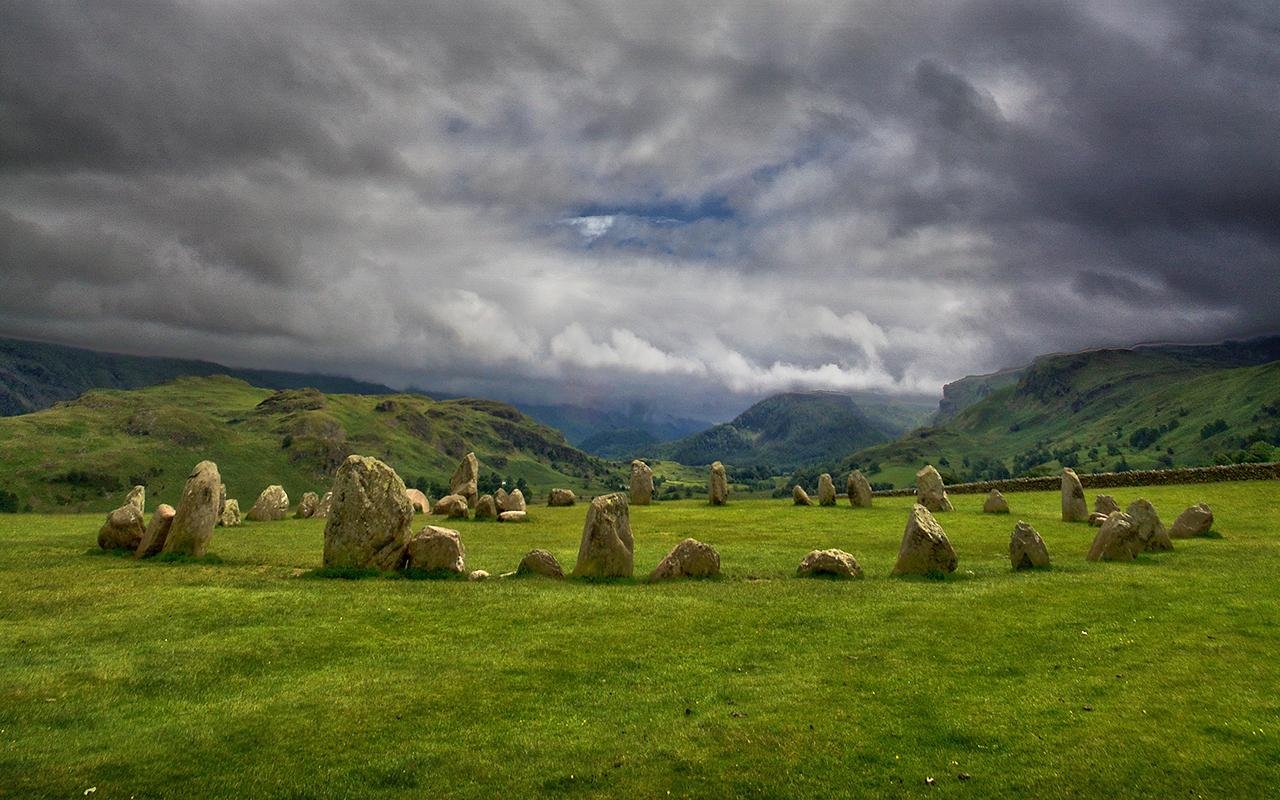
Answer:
[517, 402, 711, 458]
[935, 367, 1025, 421]
[0, 336, 398, 416]
[0, 376, 621, 512]
[650, 391, 933, 470]
[843, 336, 1280, 489]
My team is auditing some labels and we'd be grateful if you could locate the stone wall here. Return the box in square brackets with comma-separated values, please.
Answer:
[872, 462, 1280, 497]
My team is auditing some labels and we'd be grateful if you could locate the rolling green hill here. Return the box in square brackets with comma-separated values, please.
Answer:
[840, 339, 1280, 489]
[0, 376, 622, 512]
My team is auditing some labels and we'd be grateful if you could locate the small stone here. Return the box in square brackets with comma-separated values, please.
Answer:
[1094, 495, 1121, 516]
[982, 489, 1010, 514]
[796, 549, 863, 578]
[405, 526, 466, 575]
[792, 485, 813, 506]
[97, 504, 145, 551]
[500, 488, 527, 512]
[498, 510, 528, 523]
[431, 494, 470, 518]
[1009, 520, 1050, 570]
[1088, 511, 1109, 527]
[892, 504, 957, 576]
[405, 488, 430, 514]
[915, 465, 953, 512]
[468, 569, 490, 582]
[517, 549, 565, 579]
[1087, 511, 1141, 562]
[650, 538, 720, 580]
[247, 485, 290, 522]
[1169, 503, 1214, 539]
[474, 494, 498, 520]
[548, 488, 577, 507]
[295, 491, 320, 519]
[124, 485, 146, 514]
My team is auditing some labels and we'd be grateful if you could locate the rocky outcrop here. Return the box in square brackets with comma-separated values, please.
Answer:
[321, 455, 414, 571]
[797, 549, 863, 579]
[135, 504, 176, 558]
[708, 461, 729, 506]
[817, 473, 837, 506]
[1009, 520, 1050, 570]
[847, 470, 873, 508]
[630, 460, 654, 505]
[163, 461, 222, 557]
[1169, 503, 1215, 538]
[405, 526, 466, 575]
[792, 485, 813, 506]
[915, 465, 953, 512]
[982, 489, 1010, 514]
[517, 549, 565, 579]
[248, 485, 290, 522]
[650, 539, 720, 580]
[1061, 468, 1089, 522]
[449, 452, 479, 508]
[572, 493, 634, 578]
[892, 504, 957, 576]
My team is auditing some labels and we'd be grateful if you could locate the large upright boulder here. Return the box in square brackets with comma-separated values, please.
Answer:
[792, 485, 813, 506]
[295, 491, 321, 519]
[708, 461, 729, 506]
[450, 452, 479, 508]
[650, 539, 720, 580]
[847, 470, 873, 508]
[572, 493, 634, 578]
[248, 485, 289, 521]
[474, 494, 498, 520]
[163, 461, 222, 557]
[322, 455, 414, 571]
[405, 526, 465, 575]
[797, 549, 863, 579]
[1170, 503, 1215, 539]
[914, 465, 953, 512]
[892, 504, 957, 576]
[1126, 499, 1173, 552]
[630, 460, 654, 505]
[1061, 468, 1088, 522]
[817, 473, 837, 506]
[983, 489, 1010, 514]
[548, 488, 576, 507]
[1009, 520, 1050, 570]
[405, 489, 430, 514]
[1087, 511, 1141, 562]
[135, 504, 176, 558]
[218, 499, 242, 527]
[98, 504, 145, 551]
[125, 485, 146, 514]
[501, 488, 527, 512]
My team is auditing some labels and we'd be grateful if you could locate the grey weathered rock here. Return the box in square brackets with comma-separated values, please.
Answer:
[1126, 499, 1173, 552]
[468, 569, 490, 582]
[793, 485, 814, 506]
[983, 489, 1010, 514]
[1009, 520, 1050, 570]
[1169, 503, 1215, 539]
[501, 488, 526, 512]
[892, 504, 958, 576]
[915, 465, 953, 512]
[1061, 468, 1089, 522]
[548, 488, 576, 507]
[1087, 511, 1141, 562]
[498, 510, 528, 523]
[1088, 511, 1109, 527]
[313, 491, 332, 519]
[817, 473, 837, 506]
[125, 485, 146, 514]
[248, 485, 290, 522]
[98, 504, 145, 551]
[405, 526, 465, 574]
[517, 549, 565, 579]
[321, 455, 414, 571]
[135, 504, 176, 558]
[797, 549, 863, 579]
[1094, 495, 1121, 516]
[449, 452, 479, 508]
[630, 460, 654, 505]
[572, 492, 634, 578]
[650, 538, 720, 580]
[709, 461, 729, 506]
[163, 461, 222, 557]
[847, 470, 873, 508]
[432, 494, 470, 518]
[218, 499, 241, 527]
[405, 488, 430, 514]
[474, 494, 498, 521]
[295, 491, 320, 519]
[494, 488, 508, 510]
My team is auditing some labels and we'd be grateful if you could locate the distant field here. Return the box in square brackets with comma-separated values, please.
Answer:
[2, 481, 1278, 798]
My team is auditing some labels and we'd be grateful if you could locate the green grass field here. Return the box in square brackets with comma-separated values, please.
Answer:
[2, 481, 1278, 798]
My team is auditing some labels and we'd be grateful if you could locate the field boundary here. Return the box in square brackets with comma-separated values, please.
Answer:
[871, 462, 1280, 497]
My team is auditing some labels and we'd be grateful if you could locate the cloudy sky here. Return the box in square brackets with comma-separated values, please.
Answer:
[2, 1, 1278, 418]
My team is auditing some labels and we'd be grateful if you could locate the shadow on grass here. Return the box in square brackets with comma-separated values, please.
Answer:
[302, 565, 385, 580]
[154, 552, 225, 565]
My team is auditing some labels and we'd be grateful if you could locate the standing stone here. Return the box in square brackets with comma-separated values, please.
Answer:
[404, 526, 465, 575]
[1061, 468, 1088, 522]
[847, 470, 873, 508]
[135, 504, 176, 558]
[474, 494, 498, 520]
[218, 499, 242, 527]
[498, 510, 528, 523]
[322, 455, 414, 571]
[517, 549, 565, 579]
[1126, 499, 1173, 552]
[792, 485, 813, 506]
[572, 492, 634, 578]
[548, 488, 576, 507]
[1009, 520, 1050, 570]
[450, 452, 479, 508]
[1170, 503, 1215, 539]
[1088, 512, 1109, 527]
[248, 485, 290, 521]
[1094, 495, 1121, 516]
[650, 539, 720, 580]
[1087, 511, 1141, 562]
[432, 494, 470, 518]
[405, 489, 430, 514]
[163, 460, 222, 557]
[914, 465, 953, 512]
[501, 489, 527, 512]
[797, 549, 863, 579]
[708, 461, 729, 506]
[125, 485, 146, 514]
[295, 491, 320, 519]
[494, 488, 509, 510]
[630, 460, 654, 505]
[817, 473, 837, 506]
[313, 491, 333, 519]
[983, 489, 1010, 514]
[97, 504, 145, 551]
[892, 504, 958, 576]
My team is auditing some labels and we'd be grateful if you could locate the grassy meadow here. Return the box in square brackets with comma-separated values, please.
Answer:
[1, 481, 1278, 798]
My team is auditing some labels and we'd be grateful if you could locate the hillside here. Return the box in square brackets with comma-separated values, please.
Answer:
[841, 338, 1280, 489]
[0, 376, 622, 512]
[650, 391, 923, 470]
[517, 402, 710, 458]
[0, 336, 399, 416]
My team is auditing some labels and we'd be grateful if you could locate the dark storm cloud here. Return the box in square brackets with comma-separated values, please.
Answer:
[1, 0, 1278, 416]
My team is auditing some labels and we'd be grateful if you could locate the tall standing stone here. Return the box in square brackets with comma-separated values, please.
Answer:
[322, 455, 414, 571]
[248, 485, 290, 521]
[847, 470, 873, 508]
[708, 461, 729, 506]
[817, 473, 837, 506]
[572, 493, 634, 578]
[163, 461, 222, 557]
[450, 452, 479, 509]
[135, 504, 176, 558]
[892, 504, 958, 576]
[1009, 520, 1050, 570]
[125, 485, 146, 514]
[915, 465, 953, 512]
[1061, 468, 1088, 522]
[630, 460, 654, 505]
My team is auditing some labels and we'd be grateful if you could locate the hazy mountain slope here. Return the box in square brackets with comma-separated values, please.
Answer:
[517, 402, 710, 456]
[0, 376, 621, 512]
